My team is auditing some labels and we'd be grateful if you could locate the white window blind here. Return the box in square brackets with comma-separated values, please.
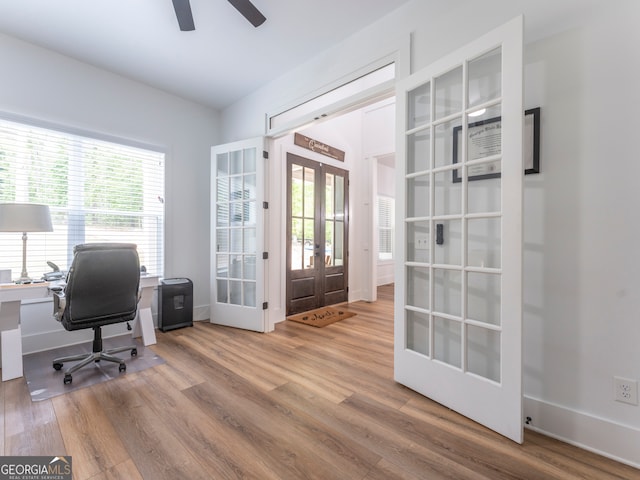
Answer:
[377, 195, 394, 261]
[0, 118, 165, 280]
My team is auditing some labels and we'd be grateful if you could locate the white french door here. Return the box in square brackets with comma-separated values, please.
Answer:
[211, 137, 268, 332]
[394, 17, 524, 442]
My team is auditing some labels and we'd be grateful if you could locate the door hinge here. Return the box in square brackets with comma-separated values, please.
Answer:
[263, 201, 269, 209]
[262, 252, 269, 259]
[262, 302, 268, 310]
[263, 150, 269, 159]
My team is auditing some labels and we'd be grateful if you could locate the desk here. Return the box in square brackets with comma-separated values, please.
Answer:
[0, 282, 50, 381]
[132, 275, 159, 346]
[0, 275, 160, 382]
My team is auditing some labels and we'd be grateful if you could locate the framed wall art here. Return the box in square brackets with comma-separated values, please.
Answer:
[452, 107, 540, 182]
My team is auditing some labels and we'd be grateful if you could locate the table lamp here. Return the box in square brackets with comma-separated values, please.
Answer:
[0, 203, 53, 283]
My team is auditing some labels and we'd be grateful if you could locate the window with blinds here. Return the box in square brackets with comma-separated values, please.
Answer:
[377, 195, 394, 261]
[0, 118, 165, 281]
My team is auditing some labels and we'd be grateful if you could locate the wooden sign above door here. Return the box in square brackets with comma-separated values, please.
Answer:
[294, 133, 345, 162]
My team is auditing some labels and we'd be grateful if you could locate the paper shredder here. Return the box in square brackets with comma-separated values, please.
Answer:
[158, 278, 193, 332]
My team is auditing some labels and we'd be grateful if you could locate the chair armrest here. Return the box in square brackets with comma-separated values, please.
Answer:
[53, 291, 66, 321]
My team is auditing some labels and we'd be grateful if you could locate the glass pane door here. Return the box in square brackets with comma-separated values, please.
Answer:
[211, 137, 266, 332]
[216, 148, 257, 307]
[290, 164, 316, 271]
[395, 17, 523, 442]
[325, 172, 345, 267]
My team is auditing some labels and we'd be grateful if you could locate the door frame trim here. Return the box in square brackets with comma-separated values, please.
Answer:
[285, 152, 349, 315]
[266, 36, 410, 138]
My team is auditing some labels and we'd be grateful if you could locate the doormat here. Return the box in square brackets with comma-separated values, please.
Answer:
[287, 306, 356, 328]
[22, 338, 164, 401]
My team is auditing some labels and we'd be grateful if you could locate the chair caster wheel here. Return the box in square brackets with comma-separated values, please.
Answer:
[131, 348, 138, 357]
[119, 363, 126, 373]
[53, 362, 63, 371]
[63, 374, 72, 385]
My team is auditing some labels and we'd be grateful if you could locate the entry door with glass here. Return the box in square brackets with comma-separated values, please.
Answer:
[395, 17, 524, 442]
[286, 153, 348, 315]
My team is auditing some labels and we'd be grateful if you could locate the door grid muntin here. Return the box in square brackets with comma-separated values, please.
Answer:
[215, 148, 258, 308]
[404, 47, 504, 384]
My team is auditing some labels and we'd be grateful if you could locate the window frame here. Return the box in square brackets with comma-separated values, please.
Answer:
[377, 194, 395, 262]
[0, 112, 166, 280]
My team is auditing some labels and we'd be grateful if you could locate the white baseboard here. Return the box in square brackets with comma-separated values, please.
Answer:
[377, 274, 395, 286]
[193, 305, 209, 321]
[22, 323, 143, 355]
[524, 396, 640, 469]
[348, 288, 364, 303]
[195, 304, 281, 332]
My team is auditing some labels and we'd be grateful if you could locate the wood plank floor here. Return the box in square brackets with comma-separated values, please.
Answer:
[1, 284, 638, 479]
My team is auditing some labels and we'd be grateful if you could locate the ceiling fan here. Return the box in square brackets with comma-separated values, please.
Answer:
[172, 0, 266, 31]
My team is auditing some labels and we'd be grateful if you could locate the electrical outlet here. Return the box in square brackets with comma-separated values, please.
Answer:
[614, 376, 638, 405]
[415, 233, 429, 250]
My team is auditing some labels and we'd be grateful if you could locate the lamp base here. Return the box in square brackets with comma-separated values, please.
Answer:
[17, 232, 32, 284]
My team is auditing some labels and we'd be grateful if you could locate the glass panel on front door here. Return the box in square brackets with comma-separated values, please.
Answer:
[325, 173, 345, 267]
[290, 164, 316, 270]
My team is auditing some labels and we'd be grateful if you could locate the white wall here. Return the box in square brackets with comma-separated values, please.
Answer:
[362, 100, 396, 288]
[0, 32, 220, 350]
[221, 0, 640, 467]
[376, 161, 395, 287]
[521, 1, 640, 464]
[376, 164, 395, 199]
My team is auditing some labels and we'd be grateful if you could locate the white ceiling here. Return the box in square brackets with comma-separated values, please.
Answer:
[0, 0, 412, 110]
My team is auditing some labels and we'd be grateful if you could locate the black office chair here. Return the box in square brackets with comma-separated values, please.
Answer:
[52, 243, 140, 385]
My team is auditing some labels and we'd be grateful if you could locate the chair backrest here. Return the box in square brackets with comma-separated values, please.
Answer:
[60, 243, 140, 331]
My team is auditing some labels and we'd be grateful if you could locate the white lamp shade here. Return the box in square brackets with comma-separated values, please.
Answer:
[0, 203, 53, 232]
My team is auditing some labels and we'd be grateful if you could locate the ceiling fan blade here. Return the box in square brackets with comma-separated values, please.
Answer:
[227, 0, 266, 27]
[172, 0, 195, 31]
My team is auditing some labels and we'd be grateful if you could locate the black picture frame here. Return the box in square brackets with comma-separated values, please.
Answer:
[452, 107, 540, 182]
